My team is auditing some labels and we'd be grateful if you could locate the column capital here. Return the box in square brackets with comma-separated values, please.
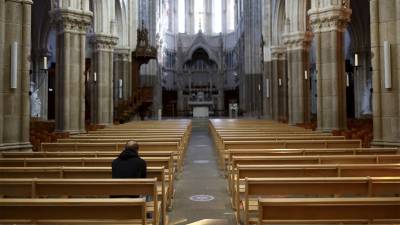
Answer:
[270, 46, 287, 61]
[309, 5, 352, 33]
[114, 47, 131, 62]
[91, 33, 119, 52]
[282, 31, 313, 51]
[51, 8, 92, 34]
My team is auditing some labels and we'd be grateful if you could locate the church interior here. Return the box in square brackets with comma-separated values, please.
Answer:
[0, 0, 399, 224]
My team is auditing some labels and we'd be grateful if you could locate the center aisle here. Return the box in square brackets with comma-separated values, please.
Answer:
[169, 119, 235, 225]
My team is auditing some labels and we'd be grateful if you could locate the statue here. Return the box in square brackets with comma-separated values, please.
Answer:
[30, 81, 41, 117]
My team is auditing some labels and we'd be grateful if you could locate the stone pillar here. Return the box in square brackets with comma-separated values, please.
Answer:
[177, 89, 184, 116]
[30, 51, 50, 120]
[0, 0, 32, 151]
[370, 0, 400, 147]
[91, 34, 118, 126]
[284, 32, 313, 125]
[52, 8, 92, 133]
[309, 4, 351, 131]
[241, 0, 263, 117]
[269, 46, 287, 121]
[114, 48, 132, 101]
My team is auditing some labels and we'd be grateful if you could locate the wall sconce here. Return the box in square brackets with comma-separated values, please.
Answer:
[278, 78, 282, 86]
[266, 78, 270, 98]
[10, 42, 18, 89]
[384, 41, 391, 89]
[43, 56, 48, 70]
[304, 70, 308, 80]
[94, 72, 97, 82]
[354, 53, 359, 67]
[346, 73, 350, 87]
[118, 79, 123, 99]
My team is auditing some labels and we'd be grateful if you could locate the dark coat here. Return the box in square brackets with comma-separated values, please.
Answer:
[112, 149, 147, 179]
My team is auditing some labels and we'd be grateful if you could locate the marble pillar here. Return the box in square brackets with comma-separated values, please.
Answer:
[0, 0, 32, 151]
[284, 32, 313, 125]
[309, 5, 351, 131]
[370, 0, 400, 147]
[52, 8, 92, 133]
[91, 34, 118, 126]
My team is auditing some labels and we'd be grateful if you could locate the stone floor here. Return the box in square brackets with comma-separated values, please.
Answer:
[168, 119, 235, 225]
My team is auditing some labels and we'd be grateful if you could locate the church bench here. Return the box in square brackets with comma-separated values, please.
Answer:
[0, 178, 163, 225]
[0, 156, 175, 203]
[217, 139, 362, 169]
[257, 197, 400, 224]
[0, 151, 174, 159]
[228, 155, 400, 194]
[0, 166, 171, 212]
[225, 148, 400, 172]
[240, 177, 400, 224]
[232, 164, 400, 210]
[41, 142, 184, 173]
[0, 198, 148, 225]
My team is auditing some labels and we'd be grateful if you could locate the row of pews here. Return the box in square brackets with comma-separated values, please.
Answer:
[0, 119, 192, 225]
[209, 119, 400, 225]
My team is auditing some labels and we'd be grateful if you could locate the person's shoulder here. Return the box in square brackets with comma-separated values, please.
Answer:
[138, 157, 147, 165]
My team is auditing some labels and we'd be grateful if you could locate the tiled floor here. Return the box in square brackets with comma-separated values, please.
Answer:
[168, 120, 235, 225]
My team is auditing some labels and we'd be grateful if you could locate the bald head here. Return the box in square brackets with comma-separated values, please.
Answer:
[125, 140, 139, 152]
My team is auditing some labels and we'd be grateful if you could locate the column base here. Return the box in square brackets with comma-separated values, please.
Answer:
[371, 139, 400, 148]
[0, 142, 33, 152]
[55, 129, 87, 135]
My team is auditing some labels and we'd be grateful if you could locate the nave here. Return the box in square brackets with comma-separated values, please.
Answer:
[1, 119, 399, 224]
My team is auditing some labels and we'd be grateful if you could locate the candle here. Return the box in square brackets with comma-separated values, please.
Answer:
[278, 78, 282, 86]
[94, 72, 97, 82]
[119, 79, 123, 87]
[346, 73, 350, 87]
[354, 54, 359, 67]
[304, 70, 308, 80]
[43, 57, 47, 70]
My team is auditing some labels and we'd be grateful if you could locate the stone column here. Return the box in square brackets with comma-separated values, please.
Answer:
[91, 34, 118, 126]
[284, 32, 313, 125]
[309, 4, 351, 131]
[241, 0, 263, 117]
[269, 46, 287, 121]
[370, 0, 400, 147]
[0, 0, 32, 151]
[52, 8, 92, 134]
[114, 48, 132, 101]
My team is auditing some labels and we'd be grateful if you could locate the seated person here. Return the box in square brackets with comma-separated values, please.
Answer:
[111, 140, 147, 197]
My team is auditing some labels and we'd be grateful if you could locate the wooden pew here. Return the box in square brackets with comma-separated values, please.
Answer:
[0, 151, 174, 159]
[0, 156, 175, 207]
[241, 177, 400, 225]
[217, 140, 362, 170]
[258, 197, 400, 224]
[233, 164, 400, 212]
[0, 166, 169, 215]
[0, 198, 147, 224]
[40, 142, 184, 173]
[228, 155, 400, 195]
[225, 148, 400, 172]
[0, 178, 162, 225]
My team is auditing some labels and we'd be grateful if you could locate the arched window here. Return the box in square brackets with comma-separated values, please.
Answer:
[194, 0, 205, 32]
[178, 0, 185, 33]
[212, 0, 222, 33]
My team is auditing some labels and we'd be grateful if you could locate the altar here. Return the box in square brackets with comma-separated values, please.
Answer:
[193, 106, 209, 118]
[188, 100, 213, 118]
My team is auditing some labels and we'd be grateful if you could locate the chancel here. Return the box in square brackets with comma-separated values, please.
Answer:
[0, 0, 399, 224]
